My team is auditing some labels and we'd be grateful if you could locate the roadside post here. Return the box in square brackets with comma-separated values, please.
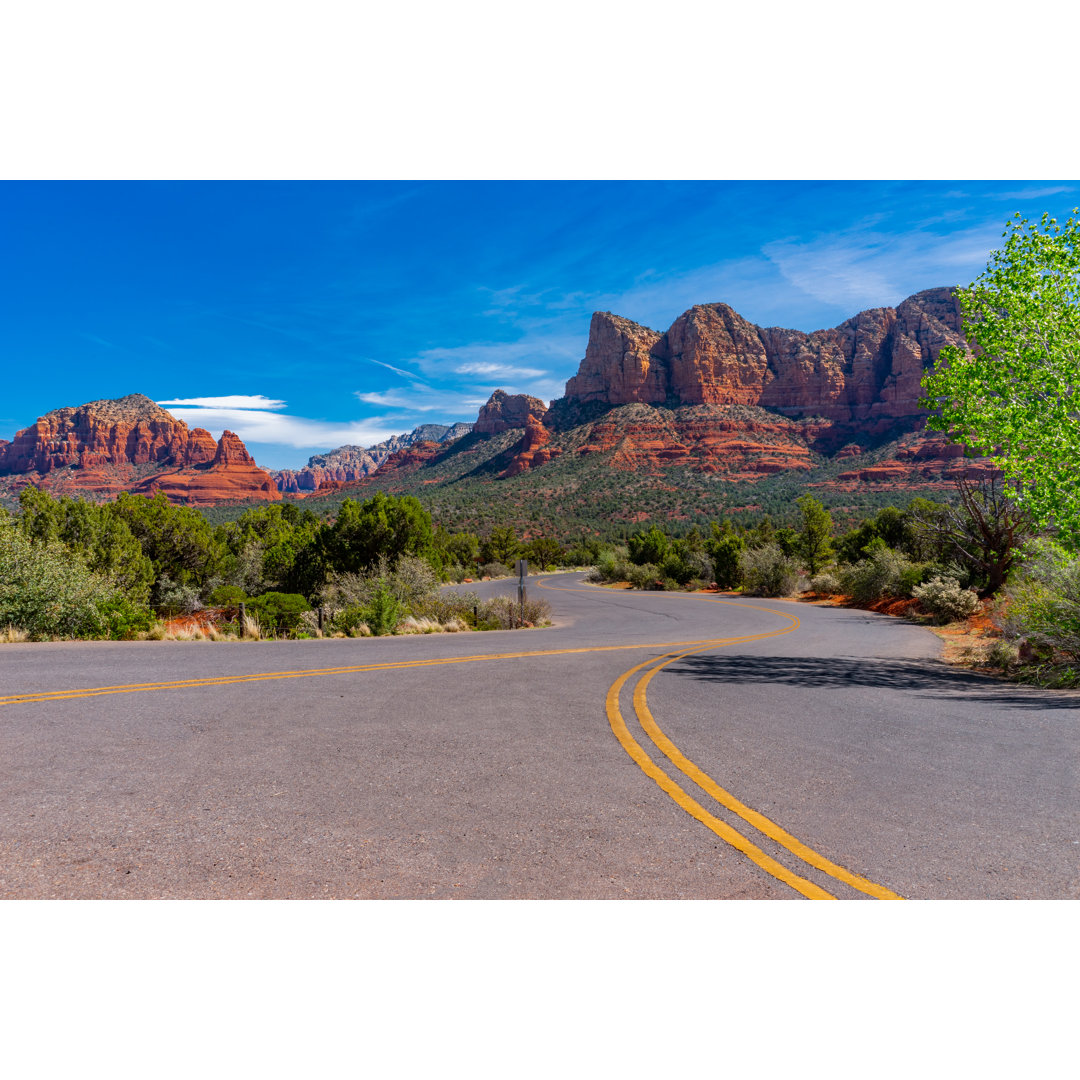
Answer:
[516, 558, 528, 625]
[239, 602, 246, 638]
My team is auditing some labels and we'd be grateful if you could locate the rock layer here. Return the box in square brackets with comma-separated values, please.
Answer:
[473, 390, 548, 436]
[562, 288, 963, 431]
[0, 395, 280, 505]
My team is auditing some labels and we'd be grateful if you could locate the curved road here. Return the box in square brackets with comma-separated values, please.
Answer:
[1, 573, 1076, 899]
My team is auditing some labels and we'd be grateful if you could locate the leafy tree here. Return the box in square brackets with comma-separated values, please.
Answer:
[921, 209, 1080, 545]
[0, 516, 152, 640]
[705, 522, 745, 589]
[321, 493, 435, 576]
[112, 491, 227, 597]
[480, 525, 520, 566]
[795, 495, 834, 576]
[627, 526, 669, 566]
[523, 535, 563, 570]
[17, 487, 155, 602]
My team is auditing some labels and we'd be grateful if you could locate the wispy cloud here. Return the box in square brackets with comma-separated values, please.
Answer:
[81, 333, 115, 349]
[760, 221, 1004, 315]
[454, 361, 548, 379]
[159, 395, 287, 410]
[365, 358, 425, 381]
[988, 186, 1075, 200]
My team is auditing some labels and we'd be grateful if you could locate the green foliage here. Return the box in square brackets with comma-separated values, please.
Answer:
[1001, 540, 1080, 666]
[208, 584, 248, 606]
[17, 486, 154, 602]
[112, 491, 227, 598]
[0, 518, 151, 640]
[522, 535, 563, 571]
[322, 492, 435, 577]
[628, 526, 669, 566]
[480, 525, 520, 567]
[911, 576, 980, 624]
[738, 544, 800, 597]
[361, 582, 404, 636]
[839, 547, 920, 603]
[921, 209, 1080, 546]
[706, 523, 745, 589]
[794, 495, 834, 576]
[246, 592, 312, 632]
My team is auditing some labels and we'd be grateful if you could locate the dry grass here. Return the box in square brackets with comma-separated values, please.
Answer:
[1, 625, 30, 643]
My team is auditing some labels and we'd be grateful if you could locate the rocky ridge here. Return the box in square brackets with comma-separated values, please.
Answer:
[271, 422, 473, 494]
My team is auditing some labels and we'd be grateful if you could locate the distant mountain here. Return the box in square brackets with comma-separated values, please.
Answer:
[290, 288, 993, 537]
[0, 394, 280, 506]
[271, 422, 473, 494]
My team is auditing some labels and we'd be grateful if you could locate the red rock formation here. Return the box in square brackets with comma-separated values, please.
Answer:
[563, 313, 665, 405]
[0, 396, 280, 505]
[473, 390, 548, 435]
[563, 288, 964, 431]
[501, 414, 561, 477]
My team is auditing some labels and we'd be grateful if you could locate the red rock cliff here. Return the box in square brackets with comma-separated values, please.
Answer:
[473, 390, 549, 435]
[0, 395, 280, 505]
[562, 288, 963, 431]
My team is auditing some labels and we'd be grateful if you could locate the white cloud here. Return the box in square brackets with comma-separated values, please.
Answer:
[158, 395, 287, 410]
[158, 404, 400, 450]
[454, 361, 548, 378]
[989, 186, 1076, 201]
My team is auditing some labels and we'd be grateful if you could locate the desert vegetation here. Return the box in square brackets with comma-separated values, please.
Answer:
[0, 487, 550, 642]
[584, 479, 1080, 688]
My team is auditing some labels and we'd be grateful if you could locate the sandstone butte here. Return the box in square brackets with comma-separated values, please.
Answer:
[366, 286, 993, 488]
[0, 394, 280, 505]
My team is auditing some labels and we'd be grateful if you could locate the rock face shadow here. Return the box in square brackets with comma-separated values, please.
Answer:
[666, 653, 1080, 711]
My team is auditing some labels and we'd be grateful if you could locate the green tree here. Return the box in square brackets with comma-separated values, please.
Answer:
[921, 209, 1080, 546]
[627, 526, 669, 566]
[321, 493, 435, 576]
[17, 486, 154, 602]
[112, 491, 227, 598]
[480, 525, 520, 566]
[795, 495, 834, 576]
[523, 535, 563, 570]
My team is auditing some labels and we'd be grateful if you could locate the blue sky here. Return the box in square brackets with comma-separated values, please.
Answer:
[2, 180, 1077, 470]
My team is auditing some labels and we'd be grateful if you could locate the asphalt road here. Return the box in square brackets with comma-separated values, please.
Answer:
[1, 572, 1077, 899]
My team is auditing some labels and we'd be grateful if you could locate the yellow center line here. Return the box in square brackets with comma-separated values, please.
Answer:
[599, 591, 902, 900]
[0, 636, 752, 707]
[630, 619, 903, 900]
[605, 651, 836, 900]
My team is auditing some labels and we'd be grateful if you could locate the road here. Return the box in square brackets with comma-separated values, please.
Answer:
[1, 572, 1077, 899]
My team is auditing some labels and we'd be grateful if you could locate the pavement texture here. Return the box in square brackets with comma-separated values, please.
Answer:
[1, 573, 1077, 899]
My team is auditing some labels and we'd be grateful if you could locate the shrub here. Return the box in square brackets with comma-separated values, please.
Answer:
[246, 591, 312, 633]
[478, 561, 511, 579]
[809, 571, 841, 595]
[738, 544, 800, 597]
[627, 562, 663, 590]
[588, 550, 632, 584]
[911, 576, 980, 623]
[208, 584, 248, 606]
[155, 575, 203, 616]
[1000, 540, 1080, 664]
[0, 521, 152, 640]
[628, 527, 669, 566]
[839, 547, 917, 603]
[984, 639, 1020, 669]
[363, 582, 405, 636]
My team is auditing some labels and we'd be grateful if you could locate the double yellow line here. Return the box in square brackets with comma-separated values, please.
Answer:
[602, 594, 901, 900]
